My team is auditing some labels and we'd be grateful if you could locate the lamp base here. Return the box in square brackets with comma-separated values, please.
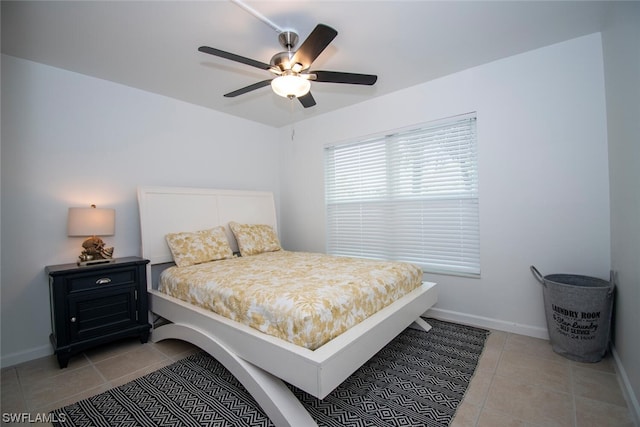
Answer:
[77, 258, 116, 267]
[77, 237, 115, 266]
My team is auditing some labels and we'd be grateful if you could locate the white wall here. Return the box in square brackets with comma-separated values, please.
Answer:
[0, 55, 281, 366]
[278, 33, 610, 337]
[602, 2, 640, 422]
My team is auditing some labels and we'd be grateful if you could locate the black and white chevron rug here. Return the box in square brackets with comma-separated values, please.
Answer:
[52, 318, 489, 427]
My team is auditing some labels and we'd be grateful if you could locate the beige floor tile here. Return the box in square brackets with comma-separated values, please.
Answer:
[476, 407, 530, 427]
[1, 367, 26, 413]
[571, 353, 616, 374]
[503, 334, 569, 364]
[450, 401, 481, 427]
[92, 344, 169, 381]
[34, 384, 111, 414]
[14, 354, 89, 387]
[485, 329, 508, 350]
[151, 338, 201, 359]
[476, 345, 501, 373]
[574, 396, 635, 427]
[1, 366, 20, 384]
[21, 365, 104, 410]
[168, 346, 201, 362]
[83, 337, 148, 363]
[572, 365, 627, 407]
[484, 376, 575, 426]
[464, 369, 493, 406]
[108, 358, 175, 388]
[496, 350, 572, 393]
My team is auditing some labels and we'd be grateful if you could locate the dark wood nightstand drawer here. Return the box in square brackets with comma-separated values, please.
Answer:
[68, 268, 137, 292]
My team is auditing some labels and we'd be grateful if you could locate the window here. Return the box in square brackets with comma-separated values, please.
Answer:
[324, 114, 479, 277]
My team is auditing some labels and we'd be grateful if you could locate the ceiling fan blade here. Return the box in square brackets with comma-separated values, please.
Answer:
[224, 80, 273, 97]
[198, 46, 272, 70]
[290, 24, 338, 70]
[312, 70, 378, 85]
[298, 92, 316, 108]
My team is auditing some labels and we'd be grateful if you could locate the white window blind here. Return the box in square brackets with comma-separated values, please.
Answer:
[324, 115, 480, 277]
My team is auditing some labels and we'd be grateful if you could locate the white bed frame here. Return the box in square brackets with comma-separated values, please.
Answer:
[137, 186, 438, 427]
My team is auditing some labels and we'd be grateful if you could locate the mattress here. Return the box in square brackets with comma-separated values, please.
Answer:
[159, 251, 423, 349]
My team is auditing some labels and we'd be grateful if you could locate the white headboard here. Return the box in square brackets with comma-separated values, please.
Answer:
[137, 186, 277, 265]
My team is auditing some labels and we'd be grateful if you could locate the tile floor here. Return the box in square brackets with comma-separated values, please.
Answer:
[1, 329, 635, 426]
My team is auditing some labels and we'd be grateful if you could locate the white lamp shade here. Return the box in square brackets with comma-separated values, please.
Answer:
[68, 207, 115, 236]
[271, 75, 311, 98]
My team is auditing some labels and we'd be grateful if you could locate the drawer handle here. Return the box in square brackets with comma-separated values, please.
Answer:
[96, 278, 112, 285]
[70, 317, 76, 323]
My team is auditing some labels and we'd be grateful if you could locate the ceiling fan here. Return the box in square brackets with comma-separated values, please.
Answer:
[198, 24, 377, 108]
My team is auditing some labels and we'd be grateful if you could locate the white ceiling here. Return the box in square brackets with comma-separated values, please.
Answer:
[2, 1, 614, 128]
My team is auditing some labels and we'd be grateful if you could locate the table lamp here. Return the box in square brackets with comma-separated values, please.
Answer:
[68, 204, 115, 266]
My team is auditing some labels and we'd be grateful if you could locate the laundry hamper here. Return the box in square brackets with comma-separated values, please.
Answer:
[530, 266, 614, 363]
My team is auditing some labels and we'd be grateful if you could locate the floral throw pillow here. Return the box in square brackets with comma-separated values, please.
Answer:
[166, 226, 233, 267]
[229, 222, 282, 257]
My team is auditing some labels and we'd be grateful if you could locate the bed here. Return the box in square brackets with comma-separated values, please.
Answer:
[137, 186, 438, 427]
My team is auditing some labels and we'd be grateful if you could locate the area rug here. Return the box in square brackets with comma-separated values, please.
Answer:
[52, 318, 489, 427]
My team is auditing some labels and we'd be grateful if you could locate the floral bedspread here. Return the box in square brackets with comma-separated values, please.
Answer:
[159, 251, 423, 349]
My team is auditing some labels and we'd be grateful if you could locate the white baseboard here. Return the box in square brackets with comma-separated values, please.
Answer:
[424, 307, 550, 339]
[1, 344, 52, 369]
[611, 346, 640, 427]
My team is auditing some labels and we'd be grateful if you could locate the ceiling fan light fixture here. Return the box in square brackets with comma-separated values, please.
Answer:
[271, 74, 311, 98]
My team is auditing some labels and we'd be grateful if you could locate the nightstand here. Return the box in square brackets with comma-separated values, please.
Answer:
[46, 256, 151, 368]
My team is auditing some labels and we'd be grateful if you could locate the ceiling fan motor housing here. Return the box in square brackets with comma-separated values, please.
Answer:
[271, 30, 299, 71]
[270, 51, 296, 72]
